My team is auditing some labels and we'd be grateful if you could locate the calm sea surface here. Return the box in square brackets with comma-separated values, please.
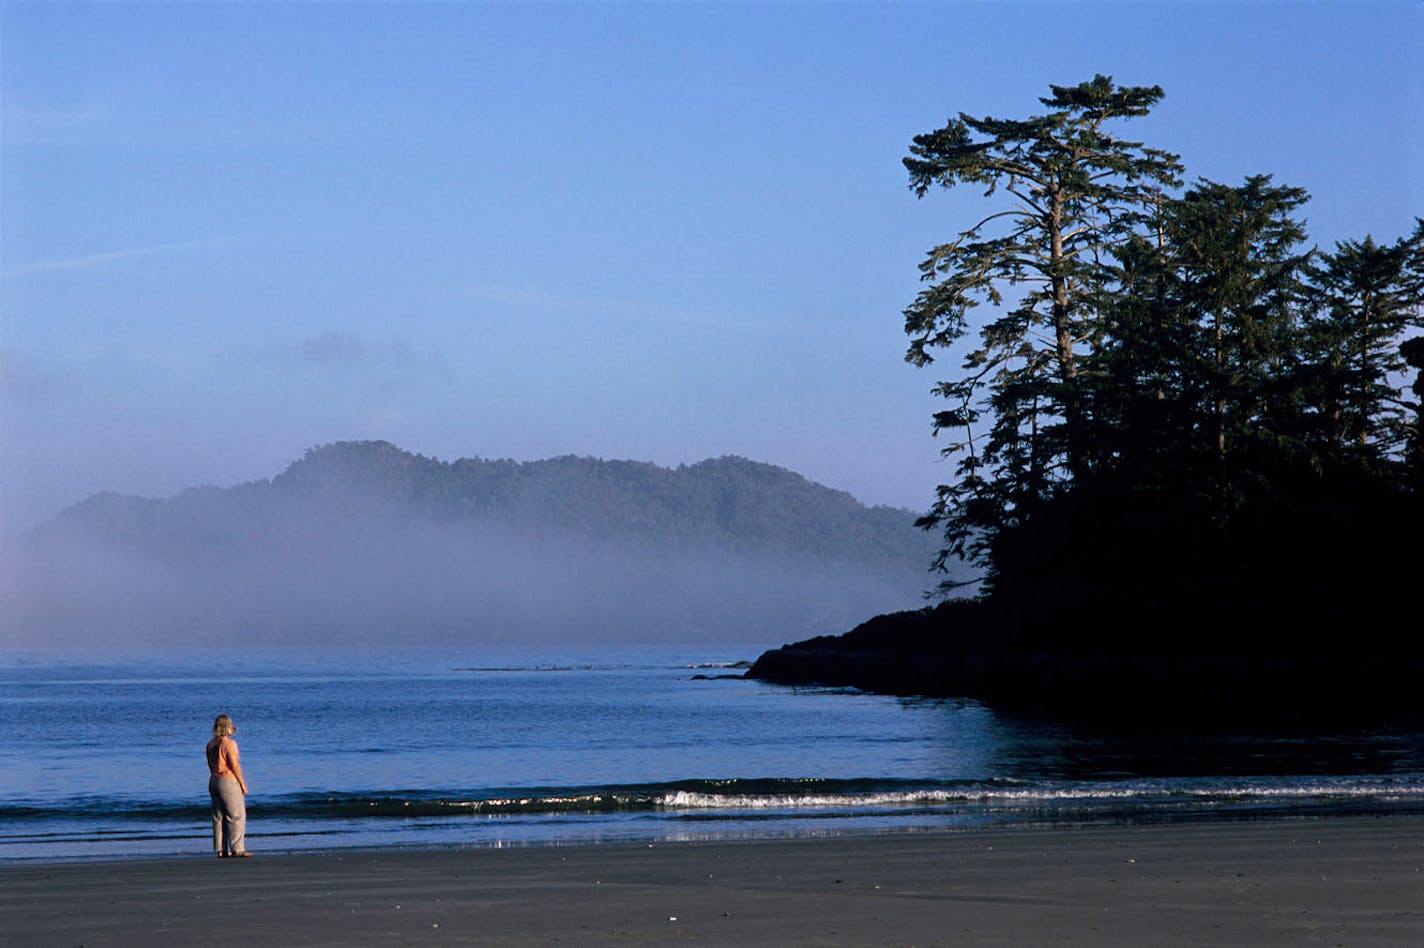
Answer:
[4, 645, 1424, 862]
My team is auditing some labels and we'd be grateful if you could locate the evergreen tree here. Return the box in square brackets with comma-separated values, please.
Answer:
[902, 76, 1181, 581]
[1085, 196, 1199, 489]
[1159, 176, 1313, 502]
[1304, 221, 1424, 467]
[1402, 335, 1424, 488]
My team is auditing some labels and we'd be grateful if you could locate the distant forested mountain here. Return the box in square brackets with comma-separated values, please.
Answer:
[3, 441, 943, 646]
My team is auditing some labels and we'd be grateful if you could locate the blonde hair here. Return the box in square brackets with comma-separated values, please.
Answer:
[212, 714, 236, 739]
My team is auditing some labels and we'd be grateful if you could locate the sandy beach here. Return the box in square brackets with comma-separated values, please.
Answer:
[3, 815, 1422, 945]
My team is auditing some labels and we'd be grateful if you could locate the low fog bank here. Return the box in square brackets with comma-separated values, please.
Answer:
[2, 518, 924, 647]
[1, 443, 943, 647]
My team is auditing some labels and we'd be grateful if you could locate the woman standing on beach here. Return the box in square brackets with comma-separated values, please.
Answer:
[206, 714, 250, 857]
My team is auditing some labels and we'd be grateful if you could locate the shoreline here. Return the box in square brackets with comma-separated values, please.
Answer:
[5, 814, 1422, 944]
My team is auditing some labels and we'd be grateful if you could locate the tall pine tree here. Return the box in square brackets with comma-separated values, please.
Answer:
[1304, 222, 1424, 467]
[902, 76, 1181, 583]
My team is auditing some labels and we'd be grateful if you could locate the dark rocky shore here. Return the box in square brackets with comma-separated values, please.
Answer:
[746, 598, 1424, 723]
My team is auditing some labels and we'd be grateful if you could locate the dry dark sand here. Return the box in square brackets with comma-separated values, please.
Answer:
[4, 816, 1423, 946]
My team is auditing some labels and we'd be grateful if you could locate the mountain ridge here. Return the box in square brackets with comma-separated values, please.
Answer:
[7, 441, 943, 647]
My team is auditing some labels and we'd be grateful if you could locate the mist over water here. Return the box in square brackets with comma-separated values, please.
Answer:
[1, 444, 941, 648]
[5, 520, 915, 647]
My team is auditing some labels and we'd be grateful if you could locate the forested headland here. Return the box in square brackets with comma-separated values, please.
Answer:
[749, 76, 1424, 718]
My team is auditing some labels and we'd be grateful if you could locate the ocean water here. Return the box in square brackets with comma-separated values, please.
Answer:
[3, 645, 1424, 862]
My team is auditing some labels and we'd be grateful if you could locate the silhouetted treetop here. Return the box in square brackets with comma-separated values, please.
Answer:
[903, 77, 1423, 607]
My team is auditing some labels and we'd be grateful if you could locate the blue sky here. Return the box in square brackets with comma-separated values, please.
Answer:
[2, 1, 1420, 535]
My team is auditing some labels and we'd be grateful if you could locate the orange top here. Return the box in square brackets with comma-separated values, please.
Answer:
[206, 736, 248, 794]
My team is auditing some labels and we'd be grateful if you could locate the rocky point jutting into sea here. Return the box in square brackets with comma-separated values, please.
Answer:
[746, 590, 1424, 723]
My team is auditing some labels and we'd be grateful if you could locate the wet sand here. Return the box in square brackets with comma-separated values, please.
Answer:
[4, 816, 1422, 945]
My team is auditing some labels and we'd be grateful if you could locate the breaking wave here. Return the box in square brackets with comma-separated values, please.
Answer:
[7, 775, 1424, 827]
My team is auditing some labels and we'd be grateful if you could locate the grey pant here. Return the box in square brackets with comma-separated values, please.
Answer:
[209, 775, 246, 854]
